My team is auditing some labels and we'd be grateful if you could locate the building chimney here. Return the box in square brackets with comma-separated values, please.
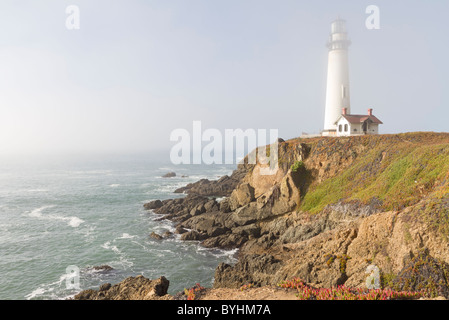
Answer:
[342, 108, 347, 115]
[368, 108, 373, 116]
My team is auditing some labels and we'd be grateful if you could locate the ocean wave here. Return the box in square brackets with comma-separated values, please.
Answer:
[158, 167, 187, 172]
[28, 205, 55, 218]
[196, 246, 239, 262]
[27, 188, 49, 193]
[27, 205, 85, 228]
[101, 241, 134, 269]
[118, 233, 135, 239]
[25, 287, 47, 300]
[25, 269, 75, 300]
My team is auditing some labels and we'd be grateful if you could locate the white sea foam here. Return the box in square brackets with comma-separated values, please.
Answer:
[25, 287, 46, 300]
[25, 268, 82, 300]
[27, 188, 49, 193]
[118, 233, 135, 239]
[215, 197, 225, 203]
[109, 184, 120, 188]
[29, 205, 55, 218]
[68, 217, 84, 228]
[101, 240, 134, 268]
[28, 205, 84, 228]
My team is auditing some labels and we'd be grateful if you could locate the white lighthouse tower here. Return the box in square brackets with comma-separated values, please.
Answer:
[322, 18, 351, 136]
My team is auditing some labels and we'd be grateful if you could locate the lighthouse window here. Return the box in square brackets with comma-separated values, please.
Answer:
[339, 125, 342, 132]
[344, 124, 348, 132]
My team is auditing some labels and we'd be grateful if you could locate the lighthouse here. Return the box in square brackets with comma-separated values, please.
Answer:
[322, 18, 351, 136]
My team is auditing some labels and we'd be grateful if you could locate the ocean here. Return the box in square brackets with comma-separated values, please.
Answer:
[0, 154, 238, 300]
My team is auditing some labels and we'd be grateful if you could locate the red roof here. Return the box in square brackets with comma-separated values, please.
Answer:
[337, 114, 383, 125]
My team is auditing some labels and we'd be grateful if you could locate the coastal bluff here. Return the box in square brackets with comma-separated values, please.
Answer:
[76, 132, 449, 300]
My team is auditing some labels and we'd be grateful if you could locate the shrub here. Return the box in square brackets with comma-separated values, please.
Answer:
[291, 161, 305, 173]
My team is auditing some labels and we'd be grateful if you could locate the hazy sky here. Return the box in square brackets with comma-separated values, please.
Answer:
[0, 0, 448, 156]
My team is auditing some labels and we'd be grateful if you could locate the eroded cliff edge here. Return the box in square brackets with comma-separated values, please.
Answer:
[142, 132, 449, 296]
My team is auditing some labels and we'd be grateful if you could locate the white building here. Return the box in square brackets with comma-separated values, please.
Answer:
[322, 18, 351, 136]
[321, 18, 384, 137]
[334, 108, 383, 136]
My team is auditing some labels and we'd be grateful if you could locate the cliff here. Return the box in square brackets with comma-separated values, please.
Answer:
[75, 132, 449, 300]
[210, 132, 449, 296]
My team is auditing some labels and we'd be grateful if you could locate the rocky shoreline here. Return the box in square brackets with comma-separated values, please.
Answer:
[74, 133, 449, 300]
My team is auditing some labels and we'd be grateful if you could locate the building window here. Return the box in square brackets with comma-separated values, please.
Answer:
[354, 128, 357, 132]
[344, 124, 348, 132]
[339, 124, 342, 132]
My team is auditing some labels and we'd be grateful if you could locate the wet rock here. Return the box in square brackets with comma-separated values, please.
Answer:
[174, 164, 249, 197]
[150, 232, 163, 240]
[180, 230, 206, 241]
[99, 283, 111, 291]
[162, 172, 176, 178]
[175, 226, 188, 234]
[163, 231, 174, 238]
[144, 200, 163, 210]
[91, 265, 114, 272]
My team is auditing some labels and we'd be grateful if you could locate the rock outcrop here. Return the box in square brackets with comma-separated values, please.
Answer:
[73, 275, 171, 300]
[174, 162, 249, 197]
[162, 172, 176, 178]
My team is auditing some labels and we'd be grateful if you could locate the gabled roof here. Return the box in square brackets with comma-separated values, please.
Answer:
[335, 114, 383, 125]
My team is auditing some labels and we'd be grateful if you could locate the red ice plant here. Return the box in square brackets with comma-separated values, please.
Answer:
[277, 278, 429, 300]
[184, 283, 205, 300]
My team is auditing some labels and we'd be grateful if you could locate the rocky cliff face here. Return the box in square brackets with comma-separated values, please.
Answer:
[144, 132, 449, 298]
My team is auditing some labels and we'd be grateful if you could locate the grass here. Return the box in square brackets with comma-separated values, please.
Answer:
[299, 136, 449, 214]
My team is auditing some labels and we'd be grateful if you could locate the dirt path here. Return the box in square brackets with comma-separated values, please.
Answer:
[198, 286, 298, 300]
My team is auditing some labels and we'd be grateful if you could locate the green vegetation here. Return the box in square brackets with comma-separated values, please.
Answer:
[299, 134, 449, 215]
[324, 253, 336, 267]
[391, 249, 449, 298]
[380, 272, 397, 289]
[337, 254, 352, 274]
[291, 160, 305, 173]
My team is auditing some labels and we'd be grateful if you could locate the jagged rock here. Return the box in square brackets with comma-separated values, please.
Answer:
[204, 199, 219, 212]
[174, 164, 249, 197]
[144, 200, 163, 210]
[163, 231, 173, 238]
[232, 224, 261, 239]
[175, 226, 187, 234]
[214, 254, 283, 289]
[180, 230, 206, 241]
[201, 233, 248, 249]
[99, 283, 111, 291]
[219, 198, 232, 213]
[229, 183, 255, 211]
[150, 232, 163, 240]
[91, 265, 114, 272]
[73, 275, 171, 300]
[162, 172, 176, 178]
